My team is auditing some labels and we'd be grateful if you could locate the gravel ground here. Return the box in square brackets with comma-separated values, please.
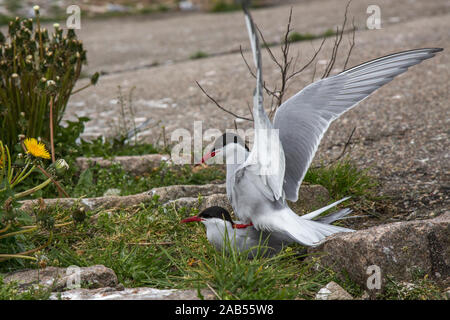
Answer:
[63, 1, 449, 223]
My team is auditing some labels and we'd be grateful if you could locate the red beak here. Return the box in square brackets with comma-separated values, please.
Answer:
[180, 216, 203, 223]
[201, 151, 216, 164]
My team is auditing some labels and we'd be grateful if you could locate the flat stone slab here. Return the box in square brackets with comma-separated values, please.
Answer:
[20, 183, 227, 212]
[309, 212, 450, 293]
[3, 265, 118, 291]
[50, 287, 215, 300]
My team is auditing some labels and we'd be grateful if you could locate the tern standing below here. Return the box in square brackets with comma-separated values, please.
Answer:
[181, 206, 354, 257]
[201, 6, 442, 247]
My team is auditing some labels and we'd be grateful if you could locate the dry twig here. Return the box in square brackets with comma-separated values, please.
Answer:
[196, 81, 253, 121]
[200, 1, 355, 124]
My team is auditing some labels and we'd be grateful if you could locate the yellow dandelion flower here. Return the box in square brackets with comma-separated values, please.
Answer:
[24, 138, 51, 159]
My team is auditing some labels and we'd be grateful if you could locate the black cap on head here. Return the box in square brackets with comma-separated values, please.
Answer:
[198, 206, 234, 225]
[211, 133, 249, 153]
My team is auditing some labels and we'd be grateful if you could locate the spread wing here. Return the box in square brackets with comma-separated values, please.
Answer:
[273, 48, 443, 201]
[238, 4, 285, 202]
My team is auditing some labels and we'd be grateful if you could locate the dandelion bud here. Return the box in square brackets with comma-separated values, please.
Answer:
[54, 159, 70, 176]
[53, 23, 60, 29]
[18, 134, 25, 140]
[46, 80, 56, 87]
[33, 5, 40, 11]
[11, 73, 18, 78]
[41, 77, 47, 82]
[55, 159, 69, 171]
[90, 72, 100, 85]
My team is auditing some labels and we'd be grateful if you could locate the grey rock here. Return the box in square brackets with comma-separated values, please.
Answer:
[76, 154, 171, 175]
[150, 183, 227, 204]
[315, 281, 353, 300]
[168, 193, 233, 213]
[115, 283, 125, 291]
[4, 265, 118, 292]
[309, 212, 450, 292]
[3, 263, 215, 300]
[50, 287, 215, 300]
[201, 194, 233, 212]
[20, 183, 227, 212]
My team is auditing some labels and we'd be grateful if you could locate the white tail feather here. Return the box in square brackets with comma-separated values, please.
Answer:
[316, 208, 353, 224]
[300, 196, 351, 220]
[263, 208, 353, 247]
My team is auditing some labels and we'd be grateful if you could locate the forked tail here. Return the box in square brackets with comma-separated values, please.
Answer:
[269, 197, 354, 246]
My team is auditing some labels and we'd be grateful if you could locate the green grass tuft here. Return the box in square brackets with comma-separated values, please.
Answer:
[287, 29, 336, 43]
[304, 159, 378, 200]
[190, 51, 209, 60]
[210, 1, 241, 13]
[288, 32, 316, 43]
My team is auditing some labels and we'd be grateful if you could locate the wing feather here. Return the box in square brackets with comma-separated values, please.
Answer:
[239, 4, 286, 202]
[273, 48, 443, 201]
